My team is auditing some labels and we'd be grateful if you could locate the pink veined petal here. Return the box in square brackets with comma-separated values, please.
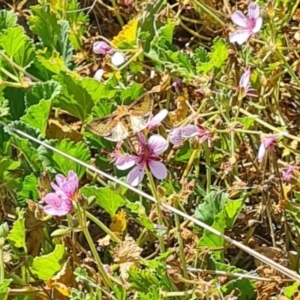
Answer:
[229, 30, 251, 45]
[239, 70, 251, 90]
[115, 155, 137, 170]
[248, 3, 260, 20]
[231, 11, 249, 28]
[257, 143, 266, 162]
[127, 165, 145, 186]
[43, 193, 63, 206]
[181, 125, 200, 138]
[148, 160, 168, 180]
[55, 174, 65, 188]
[169, 128, 183, 146]
[148, 135, 169, 156]
[252, 17, 263, 33]
[137, 133, 147, 148]
[43, 205, 70, 216]
[147, 109, 168, 130]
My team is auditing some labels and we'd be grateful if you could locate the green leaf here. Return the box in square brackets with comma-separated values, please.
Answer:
[18, 173, 40, 205]
[224, 197, 245, 228]
[284, 282, 300, 298]
[128, 269, 160, 293]
[38, 139, 90, 179]
[0, 26, 35, 68]
[4, 87, 25, 120]
[25, 80, 61, 107]
[7, 209, 26, 251]
[81, 77, 117, 102]
[0, 10, 17, 31]
[194, 191, 227, 226]
[55, 73, 95, 121]
[193, 47, 209, 65]
[0, 279, 12, 300]
[30, 244, 65, 280]
[209, 38, 228, 68]
[5, 121, 42, 172]
[28, 5, 72, 64]
[36, 49, 68, 74]
[80, 186, 126, 217]
[236, 117, 255, 129]
[21, 99, 52, 137]
[139, 0, 167, 52]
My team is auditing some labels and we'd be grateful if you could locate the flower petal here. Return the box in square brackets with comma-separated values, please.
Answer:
[148, 160, 167, 180]
[239, 69, 251, 90]
[169, 128, 183, 146]
[257, 143, 266, 162]
[229, 30, 251, 45]
[231, 11, 249, 28]
[148, 134, 169, 155]
[181, 125, 199, 138]
[248, 3, 260, 19]
[115, 155, 137, 170]
[43, 193, 62, 206]
[147, 109, 168, 130]
[127, 165, 145, 186]
[253, 17, 263, 33]
[94, 69, 105, 81]
[111, 52, 125, 66]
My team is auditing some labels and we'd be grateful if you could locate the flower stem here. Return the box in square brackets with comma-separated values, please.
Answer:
[173, 200, 189, 282]
[86, 211, 121, 243]
[75, 204, 113, 289]
[146, 169, 165, 254]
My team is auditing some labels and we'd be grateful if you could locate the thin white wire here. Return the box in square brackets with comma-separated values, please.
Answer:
[2, 121, 300, 282]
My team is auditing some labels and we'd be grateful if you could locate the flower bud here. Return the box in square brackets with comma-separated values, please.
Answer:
[111, 52, 126, 67]
[94, 69, 105, 81]
[93, 41, 113, 55]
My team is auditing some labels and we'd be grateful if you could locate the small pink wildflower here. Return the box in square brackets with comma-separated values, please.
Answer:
[93, 41, 113, 55]
[51, 170, 79, 200]
[172, 79, 181, 92]
[282, 165, 297, 182]
[42, 193, 73, 216]
[116, 133, 168, 186]
[258, 133, 286, 162]
[40, 171, 78, 216]
[146, 109, 168, 130]
[238, 69, 256, 99]
[169, 125, 211, 146]
[229, 3, 263, 45]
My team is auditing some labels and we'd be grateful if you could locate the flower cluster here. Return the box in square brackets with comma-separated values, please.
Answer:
[40, 170, 78, 216]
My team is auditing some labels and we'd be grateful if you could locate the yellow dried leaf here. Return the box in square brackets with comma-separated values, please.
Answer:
[169, 88, 189, 124]
[110, 210, 127, 236]
[111, 19, 138, 48]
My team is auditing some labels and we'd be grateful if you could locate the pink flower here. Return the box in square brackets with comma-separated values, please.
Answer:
[146, 109, 168, 130]
[42, 193, 73, 216]
[282, 165, 297, 182]
[229, 3, 263, 45]
[169, 128, 183, 146]
[169, 125, 211, 146]
[51, 170, 79, 200]
[116, 133, 168, 186]
[238, 69, 256, 99]
[258, 133, 286, 162]
[93, 41, 113, 55]
[172, 79, 181, 92]
[40, 171, 78, 216]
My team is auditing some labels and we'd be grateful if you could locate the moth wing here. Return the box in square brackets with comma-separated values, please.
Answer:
[129, 93, 153, 117]
[87, 114, 129, 141]
[130, 115, 149, 133]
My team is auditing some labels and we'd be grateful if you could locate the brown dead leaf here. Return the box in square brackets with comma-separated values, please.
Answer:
[46, 119, 83, 142]
[113, 235, 142, 264]
[169, 88, 189, 124]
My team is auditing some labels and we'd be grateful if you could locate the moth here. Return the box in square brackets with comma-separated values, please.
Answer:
[87, 93, 153, 151]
